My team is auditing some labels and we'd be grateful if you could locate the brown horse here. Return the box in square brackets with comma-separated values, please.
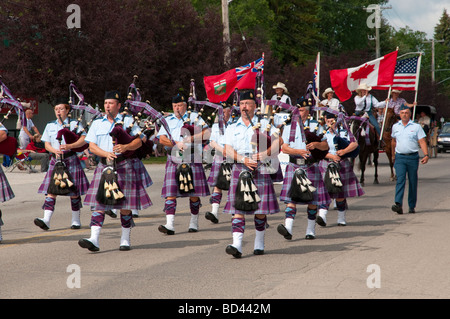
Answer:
[380, 107, 398, 181]
[349, 116, 379, 186]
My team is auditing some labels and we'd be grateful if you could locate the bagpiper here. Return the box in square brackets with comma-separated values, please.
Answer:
[277, 98, 331, 240]
[156, 93, 210, 235]
[79, 91, 152, 251]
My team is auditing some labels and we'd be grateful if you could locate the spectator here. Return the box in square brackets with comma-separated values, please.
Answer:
[18, 109, 40, 149]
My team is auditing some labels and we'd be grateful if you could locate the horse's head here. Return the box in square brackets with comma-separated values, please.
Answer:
[383, 107, 398, 133]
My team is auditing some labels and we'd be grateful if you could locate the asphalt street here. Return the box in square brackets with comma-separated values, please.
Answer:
[1, 151, 449, 300]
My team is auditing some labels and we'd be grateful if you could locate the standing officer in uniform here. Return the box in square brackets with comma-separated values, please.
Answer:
[391, 104, 428, 214]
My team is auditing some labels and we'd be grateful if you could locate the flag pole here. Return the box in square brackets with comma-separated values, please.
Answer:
[379, 85, 392, 141]
[316, 52, 320, 120]
[412, 52, 422, 121]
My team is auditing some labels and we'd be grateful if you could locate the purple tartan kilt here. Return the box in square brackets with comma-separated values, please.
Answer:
[131, 158, 153, 188]
[161, 157, 210, 198]
[280, 162, 332, 207]
[83, 159, 153, 211]
[223, 163, 280, 215]
[38, 155, 90, 196]
[318, 159, 365, 199]
[207, 155, 224, 187]
[0, 165, 14, 202]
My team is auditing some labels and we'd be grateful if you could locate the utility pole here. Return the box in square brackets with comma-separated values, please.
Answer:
[365, 4, 391, 58]
[222, 0, 231, 67]
[424, 39, 445, 82]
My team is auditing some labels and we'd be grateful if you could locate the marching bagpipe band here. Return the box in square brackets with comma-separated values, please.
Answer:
[0, 77, 28, 157]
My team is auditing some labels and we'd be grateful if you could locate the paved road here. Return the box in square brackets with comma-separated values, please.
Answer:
[1, 152, 449, 300]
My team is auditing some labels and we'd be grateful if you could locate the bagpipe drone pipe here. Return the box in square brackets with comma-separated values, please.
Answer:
[64, 80, 103, 152]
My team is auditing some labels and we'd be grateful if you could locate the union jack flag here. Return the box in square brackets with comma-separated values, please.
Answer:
[235, 57, 264, 81]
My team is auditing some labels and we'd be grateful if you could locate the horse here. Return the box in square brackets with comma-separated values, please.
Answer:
[349, 115, 379, 186]
[380, 107, 398, 181]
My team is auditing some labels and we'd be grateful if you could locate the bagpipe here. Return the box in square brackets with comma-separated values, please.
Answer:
[96, 111, 126, 205]
[47, 114, 77, 196]
[55, 81, 102, 153]
[0, 77, 27, 157]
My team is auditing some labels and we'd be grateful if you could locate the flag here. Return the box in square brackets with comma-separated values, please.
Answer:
[330, 50, 398, 102]
[372, 55, 420, 91]
[204, 56, 264, 103]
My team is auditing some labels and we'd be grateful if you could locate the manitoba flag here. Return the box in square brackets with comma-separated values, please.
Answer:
[203, 56, 264, 103]
[330, 50, 397, 101]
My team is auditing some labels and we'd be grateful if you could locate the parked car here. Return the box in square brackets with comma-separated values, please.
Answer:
[437, 122, 450, 153]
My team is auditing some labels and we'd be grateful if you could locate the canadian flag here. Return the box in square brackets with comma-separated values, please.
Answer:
[330, 50, 398, 101]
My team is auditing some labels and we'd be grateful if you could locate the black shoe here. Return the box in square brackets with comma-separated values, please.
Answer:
[105, 210, 117, 218]
[305, 234, 316, 240]
[226, 245, 242, 258]
[119, 245, 131, 251]
[34, 218, 49, 230]
[277, 224, 292, 240]
[391, 204, 403, 214]
[158, 225, 175, 235]
[253, 249, 264, 255]
[188, 228, 198, 233]
[78, 238, 100, 252]
[205, 212, 219, 224]
[316, 216, 326, 227]
[408, 208, 416, 214]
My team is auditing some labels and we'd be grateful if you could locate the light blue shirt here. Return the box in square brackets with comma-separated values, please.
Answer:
[209, 119, 232, 147]
[224, 116, 275, 155]
[41, 119, 86, 150]
[281, 122, 307, 150]
[391, 120, 426, 154]
[156, 111, 207, 142]
[281, 119, 324, 150]
[85, 113, 139, 152]
[322, 129, 350, 155]
[0, 124, 7, 133]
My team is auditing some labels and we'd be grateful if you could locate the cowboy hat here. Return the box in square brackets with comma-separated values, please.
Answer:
[391, 89, 402, 94]
[322, 87, 334, 98]
[272, 82, 289, 94]
[355, 83, 372, 93]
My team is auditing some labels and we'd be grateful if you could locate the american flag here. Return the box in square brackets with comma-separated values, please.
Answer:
[374, 55, 420, 91]
[235, 56, 264, 81]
